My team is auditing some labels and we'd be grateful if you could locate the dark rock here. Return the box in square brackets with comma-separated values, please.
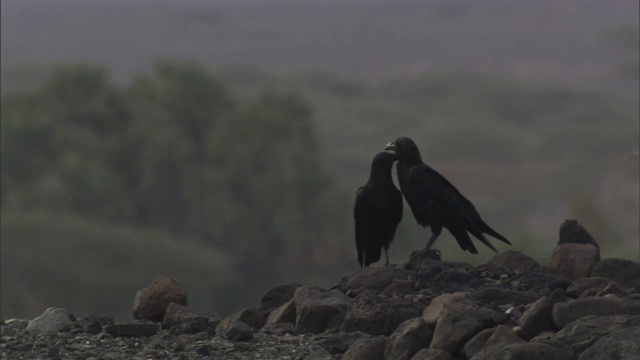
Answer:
[419, 268, 482, 294]
[26, 307, 73, 334]
[342, 336, 387, 360]
[550, 243, 600, 280]
[132, 276, 188, 322]
[216, 307, 265, 334]
[481, 324, 525, 349]
[335, 267, 417, 293]
[519, 288, 567, 337]
[161, 303, 213, 329]
[382, 280, 417, 297]
[590, 258, 640, 289]
[558, 219, 599, 247]
[487, 251, 540, 272]
[103, 323, 159, 337]
[83, 315, 103, 334]
[429, 297, 498, 353]
[169, 320, 212, 335]
[470, 341, 574, 360]
[577, 327, 640, 360]
[410, 348, 453, 360]
[265, 300, 297, 326]
[385, 317, 433, 360]
[294, 286, 349, 334]
[422, 292, 470, 326]
[259, 283, 303, 315]
[552, 297, 640, 328]
[341, 289, 424, 335]
[470, 286, 539, 306]
[511, 272, 571, 293]
[223, 320, 253, 341]
[313, 331, 371, 354]
[463, 328, 495, 358]
[552, 315, 640, 355]
[196, 344, 212, 356]
[408, 248, 442, 269]
[566, 277, 627, 298]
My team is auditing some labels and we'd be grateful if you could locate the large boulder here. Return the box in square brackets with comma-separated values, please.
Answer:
[577, 327, 640, 360]
[550, 243, 600, 280]
[518, 288, 567, 337]
[161, 303, 215, 330]
[264, 300, 297, 326]
[341, 289, 424, 335]
[26, 307, 73, 334]
[294, 286, 349, 334]
[552, 297, 640, 328]
[470, 341, 574, 360]
[385, 318, 433, 360]
[259, 283, 303, 315]
[590, 258, 640, 289]
[342, 336, 387, 360]
[132, 276, 188, 322]
[552, 315, 640, 355]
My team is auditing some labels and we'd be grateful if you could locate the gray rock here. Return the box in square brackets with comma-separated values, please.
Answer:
[103, 323, 159, 337]
[552, 315, 640, 354]
[519, 288, 567, 337]
[26, 307, 73, 334]
[481, 325, 525, 349]
[294, 286, 349, 334]
[385, 317, 433, 360]
[132, 276, 188, 322]
[335, 266, 417, 293]
[550, 243, 600, 280]
[265, 299, 296, 326]
[410, 348, 453, 360]
[422, 292, 470, 326]
[223, 320, 253, 341]
[161, 303, 213, 329]
[342, 336, 387, 360]
[470, 341, 574, 360]
[430, 298, 497, 353]
[552, 297, 640, 328]
[558, 219, 599, 247]
[418, 268, 482, 294]
[216, 307, 265, 334]
[578, 327, 640, 360]
[463, 328, 495, 358]
[259, 322, 295, 336]
[341, 289, 424, 335]
[382, 280, 417, 297]
[313, 331, 371, 355]
[566, 277, 626, 298]
[487, 251, 540, 272]
[259, 283, 303, 314]
[590, 258, 640, 289]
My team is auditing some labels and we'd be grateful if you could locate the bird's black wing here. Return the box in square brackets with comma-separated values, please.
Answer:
[354, 186, 369, 267]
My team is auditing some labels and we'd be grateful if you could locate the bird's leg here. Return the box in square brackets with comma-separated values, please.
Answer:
[425, 228, 442, 250]
[384, 248, 390, 266]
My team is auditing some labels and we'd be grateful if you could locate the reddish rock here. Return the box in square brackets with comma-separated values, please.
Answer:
[550, 243, 600, 280]
[133, 277, 188, 322]
[161, 303, 214, 329]
[294, 286, 349, 334]
[216, 307, 265, 335]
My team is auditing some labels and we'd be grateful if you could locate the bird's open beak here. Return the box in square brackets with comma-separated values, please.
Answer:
[385, 142, 396, 151]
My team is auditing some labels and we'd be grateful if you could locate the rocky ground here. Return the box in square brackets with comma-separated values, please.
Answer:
[2, 220, 640, 360]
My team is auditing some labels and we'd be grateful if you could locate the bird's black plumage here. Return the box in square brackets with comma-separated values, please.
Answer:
[385, 136, 510, 254]
[354, 152, 403, 267]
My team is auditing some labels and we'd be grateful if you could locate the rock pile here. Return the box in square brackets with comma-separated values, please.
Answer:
[2, 220, 639, 360]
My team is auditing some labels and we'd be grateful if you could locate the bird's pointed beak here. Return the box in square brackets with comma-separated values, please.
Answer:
[385, 142, 396, 151]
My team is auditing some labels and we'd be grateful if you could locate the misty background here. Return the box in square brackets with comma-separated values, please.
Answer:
[1, 0, 638, 321]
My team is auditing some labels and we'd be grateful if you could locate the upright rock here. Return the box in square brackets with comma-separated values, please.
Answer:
[133, 276, 188, 322]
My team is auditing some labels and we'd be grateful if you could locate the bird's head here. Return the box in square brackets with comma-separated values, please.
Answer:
[371, 151, 398, 168]
[385, 136, 421, 161]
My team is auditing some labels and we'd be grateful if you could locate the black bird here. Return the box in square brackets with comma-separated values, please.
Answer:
[354, 152, 403, 267]
[385, 137, 510, 254]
